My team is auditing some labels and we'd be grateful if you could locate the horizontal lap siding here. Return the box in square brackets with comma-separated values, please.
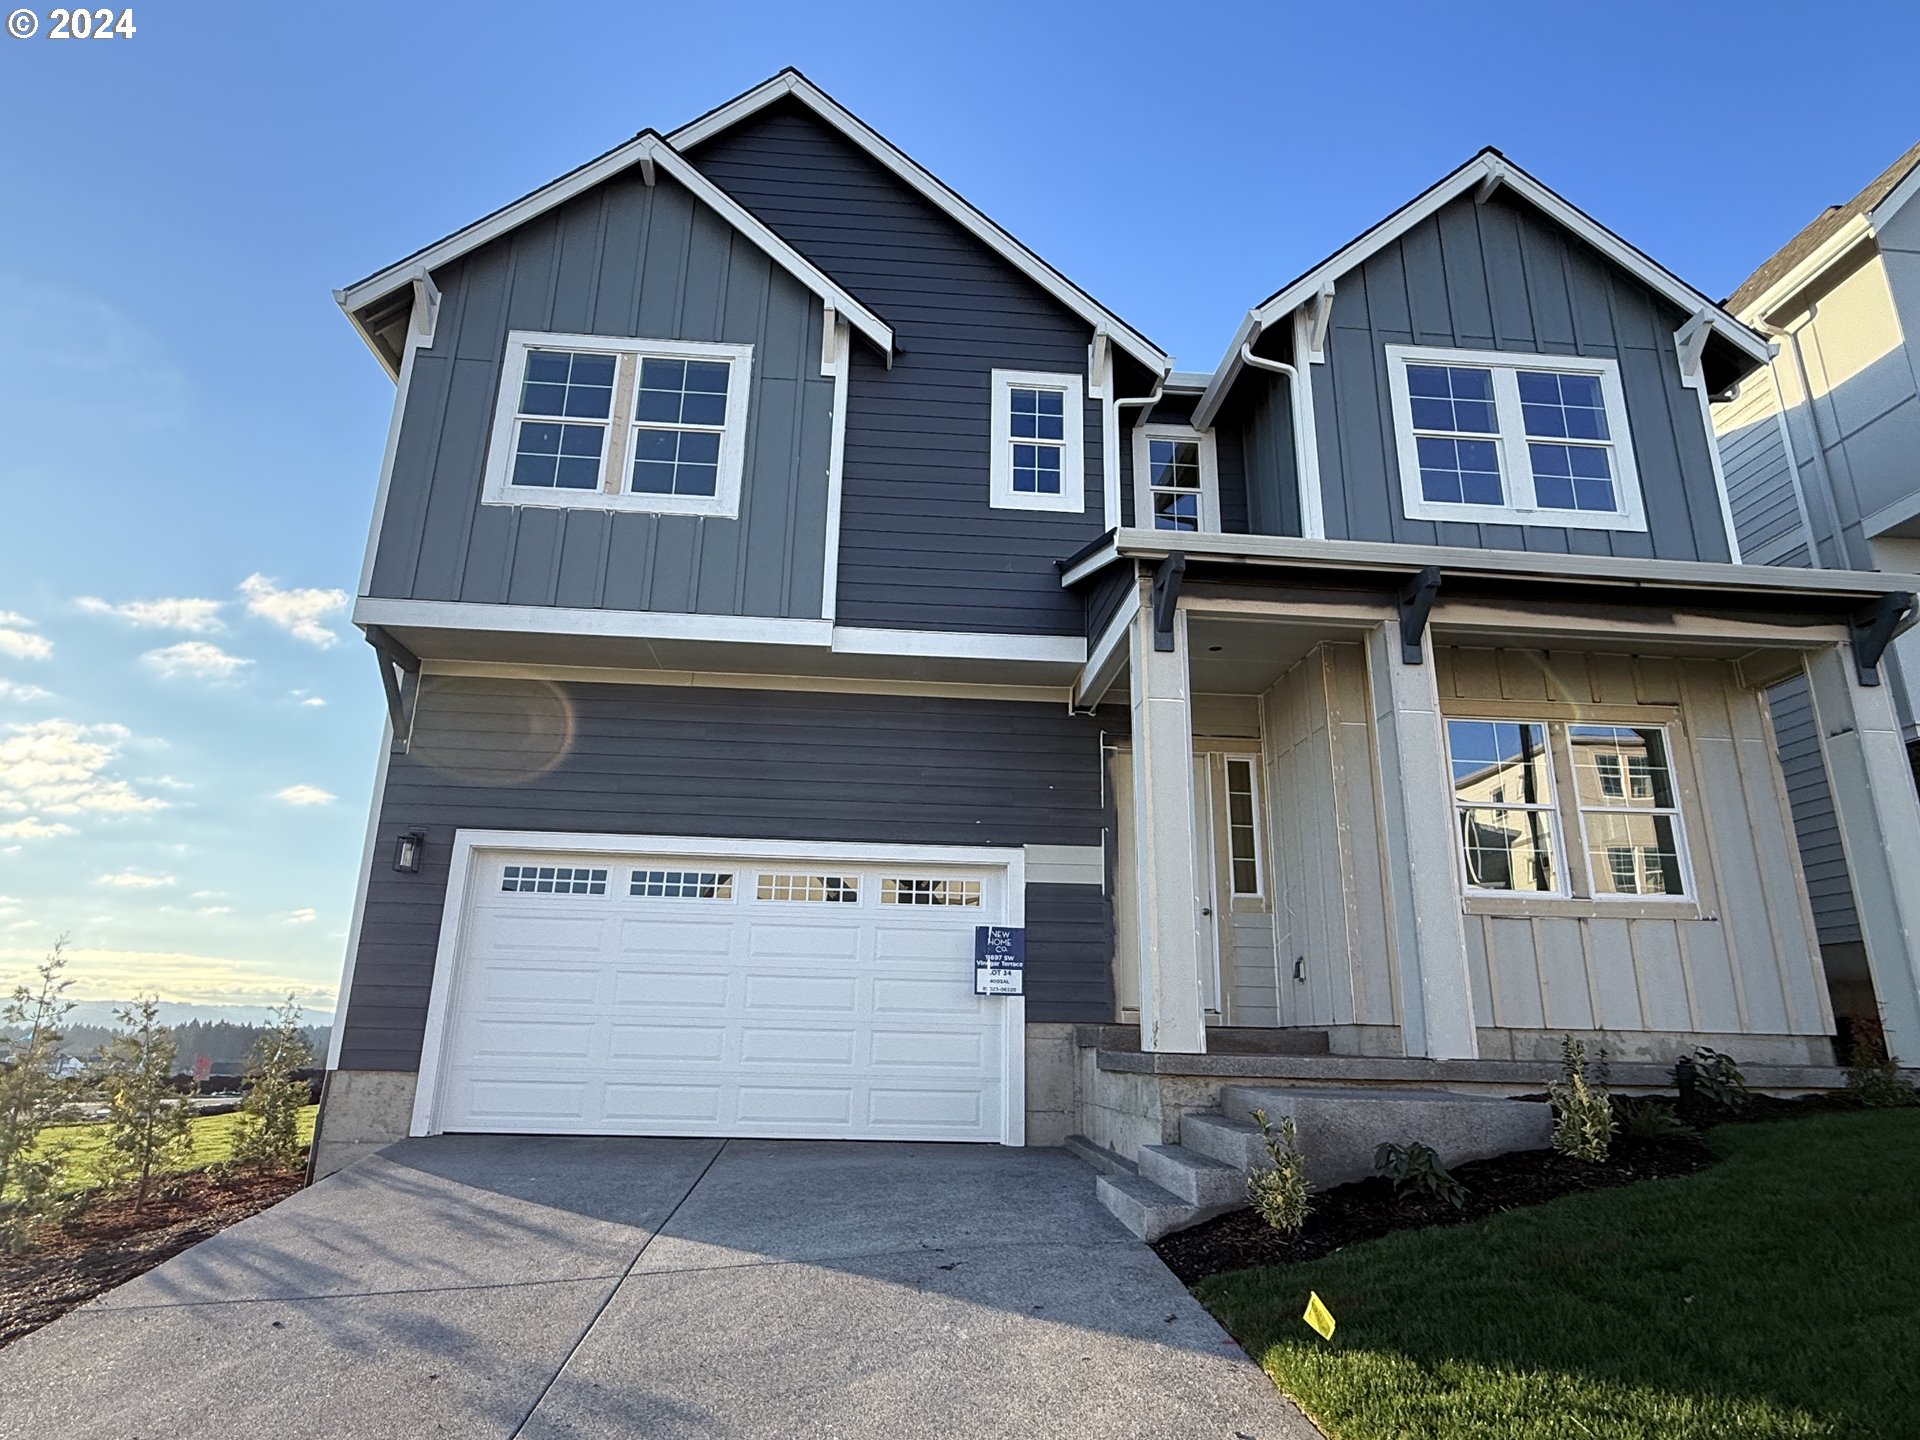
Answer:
[1765, 674, 1862, 945]
[688, 100, 1107, 635]
[1713, 379, 1812, 566]
[372, 173, 833, 619]
[1314, 192, 1732, 562]
[338, 677, 1112, 1069]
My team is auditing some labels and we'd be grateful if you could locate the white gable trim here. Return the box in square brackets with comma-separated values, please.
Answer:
[336, 133, 893, 370]
[1194, 151, 1772, 427]
[668, 70, 1167, 372]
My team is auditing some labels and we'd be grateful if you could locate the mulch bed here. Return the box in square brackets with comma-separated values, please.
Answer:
[0, 1169, 302, 1350]
[1154, 1134, 1712, 1286]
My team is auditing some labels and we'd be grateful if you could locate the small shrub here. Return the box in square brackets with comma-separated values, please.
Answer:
[1689, 1048, 1750, 1114]
[0, 939, 79, 1251]
[1245, 1108, 1310, 1233]
[1373, 1140, 1467, 1209]
[1615, 1096, 1691, 1140]
[1844, 1019, 1919, 1109]
[94, 996, 194, 1209]
[230, 997, 312, 1171]
[1549, 1035, 1615, 1163]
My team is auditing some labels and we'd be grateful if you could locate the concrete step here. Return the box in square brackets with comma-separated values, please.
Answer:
[1062, 1133, 1134, 1178]
[1138, 1143, 1245, 1209]
[1179, 1111, 1265, 1171]
[1220, 1084, 1552, 1189]
[1094, 1171, 1195, 1242]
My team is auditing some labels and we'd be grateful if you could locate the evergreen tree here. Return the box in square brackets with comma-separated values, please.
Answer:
[0, 938, 78, 1249]
[231, 996, 311, 1170]
[95, 996, 193, 1208]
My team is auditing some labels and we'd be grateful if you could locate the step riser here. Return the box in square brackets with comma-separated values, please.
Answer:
[1138, 1145, 1244, 1208]
[1178, 1114, 1265, 1172]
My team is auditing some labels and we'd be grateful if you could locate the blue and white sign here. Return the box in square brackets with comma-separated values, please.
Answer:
[974, 925, 1025, 996]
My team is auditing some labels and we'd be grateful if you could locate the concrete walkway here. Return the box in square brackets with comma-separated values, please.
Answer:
[0, 1136, 1319, 1439]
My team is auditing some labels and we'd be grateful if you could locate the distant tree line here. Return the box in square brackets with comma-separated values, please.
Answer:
[24, 1021, 331, 1074]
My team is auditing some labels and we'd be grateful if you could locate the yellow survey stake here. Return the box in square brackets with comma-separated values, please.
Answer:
[1302, 1291, 1336, 1340]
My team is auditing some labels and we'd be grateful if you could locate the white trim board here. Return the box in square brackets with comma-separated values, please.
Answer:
[337, 131, 892, 374]
[668, 69, 1167, 373]
[1194, 149, 1772, 428]
[409, 830, 1028, 1145]
[418, 659, 1072, 704]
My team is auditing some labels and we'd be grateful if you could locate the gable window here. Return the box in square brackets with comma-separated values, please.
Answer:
[1385, 345, 1645, 532]
[1444, 718, 1692, 901]
[1131, 425, 1221, 532]
[483, 330, 753, 518]
[990, 369, 1085, 513]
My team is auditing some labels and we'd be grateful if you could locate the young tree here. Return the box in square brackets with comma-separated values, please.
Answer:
[0, 938, 78, 1249]
[231, 996, 311, 1171]
[95, 995, 193, 1208]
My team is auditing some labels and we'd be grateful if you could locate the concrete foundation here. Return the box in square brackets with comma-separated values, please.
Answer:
[1474, 1028, 1834, 1066]
[311, 1069, 418, 1179]
[1023, 1023, 1078, 1146]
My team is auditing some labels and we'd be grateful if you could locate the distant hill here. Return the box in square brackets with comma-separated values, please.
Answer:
[56, 1000, 336, 1029]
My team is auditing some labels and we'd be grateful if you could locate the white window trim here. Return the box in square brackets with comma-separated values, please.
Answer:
[482, 330, 754, 519]
[990, 368, 1085, 514]
[1131, 423, 1221, 532]
[1385, 344, 1647, 533]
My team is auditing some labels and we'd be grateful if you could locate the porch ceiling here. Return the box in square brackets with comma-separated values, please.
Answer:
[1187, 617, 1333, 694]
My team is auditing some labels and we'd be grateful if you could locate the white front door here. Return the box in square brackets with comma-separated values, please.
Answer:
[425, 844, 1019, 1143]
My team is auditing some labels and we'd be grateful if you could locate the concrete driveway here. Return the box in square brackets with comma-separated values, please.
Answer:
[0, 1137, 1317, 1439]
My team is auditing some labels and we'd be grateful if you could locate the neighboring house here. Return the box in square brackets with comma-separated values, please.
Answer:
[312, 70, 1920, 1180]
[1712, 142, 1920, 1027]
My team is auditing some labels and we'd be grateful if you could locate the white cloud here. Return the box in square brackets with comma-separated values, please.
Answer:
[189, 889, 225, 901]
[76, 595, 225, 633]
[0, 614, 51, 662]
[0, 680, 53, 703]
[281, 908, 318, 925]
[0, 944, 335, 1009]
[142, 775, 192, 791]
[0, 719, 166, 836]
[142, 641, 252, 682]
[5, 919, 38, 932]
[161, 903, 231, 917]
[289, 689, 326, 708]
[239, 575, 348, 648]
[95, 869, 175, 889]
[274, 783, 336, 807]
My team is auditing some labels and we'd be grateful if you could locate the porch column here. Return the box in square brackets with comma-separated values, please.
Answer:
[1804, 642, 1920, 1059]
[1365, 621, 1479, 1059]
[1128, 599, 1207, 1053]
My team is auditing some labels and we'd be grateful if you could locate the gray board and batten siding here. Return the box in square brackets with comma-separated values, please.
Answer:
[336, 677, 1116, 1071]
[1297, 191, 1734, 562]
[685, 96, 1111, 637]
[367, 170, 836, 622]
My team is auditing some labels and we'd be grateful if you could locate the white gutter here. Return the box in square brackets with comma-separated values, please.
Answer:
[1109, 366, 1171, 526]
[1237, 326, 1319, 538]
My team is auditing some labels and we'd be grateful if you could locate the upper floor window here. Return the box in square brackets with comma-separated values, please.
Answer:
[1385, 345, 1646, 533]
[482, 331, 753, 518]
[1131, 424, 1220, 532]
[990, 369, 1085, 513]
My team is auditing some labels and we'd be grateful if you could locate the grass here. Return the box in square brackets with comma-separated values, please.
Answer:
[33, 1105, 319, 1193]
[1199, 1110, 1920, 1440]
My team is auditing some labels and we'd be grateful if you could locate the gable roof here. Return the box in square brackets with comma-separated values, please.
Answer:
[1725, 139, 1920, 318]
[335, 130, 894, 378]
[1194, 148, 1774, 428]
[669, 68, 1168, 374]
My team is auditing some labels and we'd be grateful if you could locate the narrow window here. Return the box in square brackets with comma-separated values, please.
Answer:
[1445, 720, 1562, 894]
[1132, 425, 1221, 532]
[1224, 757, 1262, 896]
[990, 370, 1085, 513]
[1570, 725, 1688, 898]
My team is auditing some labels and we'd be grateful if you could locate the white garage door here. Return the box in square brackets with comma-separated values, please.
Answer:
[429, 846, 1017, 1142]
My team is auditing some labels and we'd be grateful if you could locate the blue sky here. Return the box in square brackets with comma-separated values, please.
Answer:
[2, 0, 1915, 1012]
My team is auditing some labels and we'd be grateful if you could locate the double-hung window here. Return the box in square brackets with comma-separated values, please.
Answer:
[1444, 718, 1692, 901]
[990, 369, 1085, 513]
[1385, 345, 1645, 532]
[483, 331, 753, 518]
[1131, 424, 1220, 532]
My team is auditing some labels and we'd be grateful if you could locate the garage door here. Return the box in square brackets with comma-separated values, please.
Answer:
[429, 847, 1016, 1142]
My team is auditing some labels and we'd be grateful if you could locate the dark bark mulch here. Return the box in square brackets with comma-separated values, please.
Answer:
[1153, 1134, 1712, 1286]
[0, 1169, 302, 1349]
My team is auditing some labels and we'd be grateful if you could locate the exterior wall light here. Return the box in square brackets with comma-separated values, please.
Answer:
[393, 830, 426, 874]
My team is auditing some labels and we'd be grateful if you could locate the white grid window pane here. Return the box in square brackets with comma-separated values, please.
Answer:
[521, 350, 616, 420]
[756, 873, 860, 903]
[1225, 757, 1261, 896]
[1008, 388, 1065, 440]
[1447, 720, 1561, 893]
[501, 865, 608, 896]
[629, 869, 734, 900]
[1405, 364, 1498, 434]
[880, 878, 982, 906]
[1529, 441, 1617, 513]
[1518, 370, 1609, 441]
[1012, 442, 1063, 495]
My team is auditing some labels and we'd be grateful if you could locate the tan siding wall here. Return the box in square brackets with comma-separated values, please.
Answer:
[1433, 646, 1831, 1048]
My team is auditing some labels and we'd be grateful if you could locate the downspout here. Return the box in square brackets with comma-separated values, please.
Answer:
[1754, 312, 1851, 571]
[1239, 325, 1314, 536]
[1113, 367, 1170, 528]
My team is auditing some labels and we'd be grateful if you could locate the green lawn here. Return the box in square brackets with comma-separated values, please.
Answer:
[33, 1104, 319, 1192]
[1199, 1111, 1920, 1440]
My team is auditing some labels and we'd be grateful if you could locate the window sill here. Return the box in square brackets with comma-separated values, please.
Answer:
[481, 489, 740, 520]
[1462, 895, 1705, 922]
[1403, 499, 1649, 532]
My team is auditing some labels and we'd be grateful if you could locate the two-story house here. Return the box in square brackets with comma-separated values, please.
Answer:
[314, 72, 1920, 1207]
[1712, 141, 1920, 1035]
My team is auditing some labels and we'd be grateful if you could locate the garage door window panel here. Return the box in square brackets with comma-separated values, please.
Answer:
[501, 865, 608, 895]
[630, 869, 735, 900]
[757, 872, 861, 903]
